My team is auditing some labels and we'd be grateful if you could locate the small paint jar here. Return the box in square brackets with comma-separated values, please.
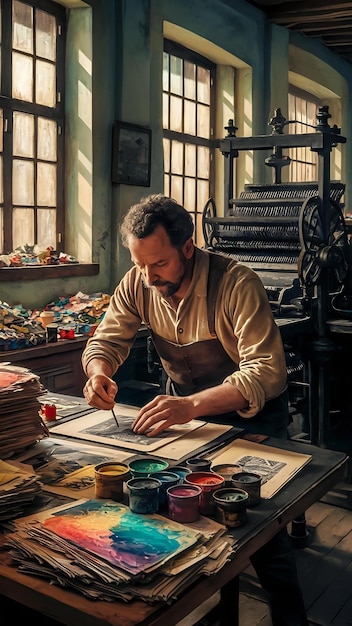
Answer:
[128, 457, 169, 478]
[170, 465, 191, 483]
[211, 463, 242, 486]
[212, 488, 249, 528]
[39, 310, 55, 328]
[185, 471, 225, 515]
[46, 323, 58, 343]
[94, 462, 130, 501]
[167, 484, 202, 523]
[42, 404, 57, 421]
[231, 472, 262, 507]
[149, 471, 180, 507]
[186, 457, 212, 472]
[126, 477, 162, 514]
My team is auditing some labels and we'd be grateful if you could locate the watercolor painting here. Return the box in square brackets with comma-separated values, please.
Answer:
[41, 499, 200, 575]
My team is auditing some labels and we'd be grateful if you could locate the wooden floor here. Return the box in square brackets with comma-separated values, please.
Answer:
[179, 482, 352, 626]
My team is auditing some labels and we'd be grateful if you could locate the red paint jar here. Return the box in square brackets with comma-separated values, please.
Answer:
[185, 471, 225, 515]
[43, 404, 57, 421]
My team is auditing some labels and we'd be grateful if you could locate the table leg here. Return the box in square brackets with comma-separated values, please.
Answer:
[219, 576, 239, 626]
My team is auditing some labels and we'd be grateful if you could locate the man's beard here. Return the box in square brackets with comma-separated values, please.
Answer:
[145, 277, 183, 298]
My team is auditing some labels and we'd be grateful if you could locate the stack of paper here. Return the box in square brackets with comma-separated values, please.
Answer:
[0, 364, 49, 459]
[6, 499, 236, 603]
[0, 459, 43, 522]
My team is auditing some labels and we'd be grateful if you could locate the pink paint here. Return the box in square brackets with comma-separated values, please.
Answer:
[167, 484, 202, 523]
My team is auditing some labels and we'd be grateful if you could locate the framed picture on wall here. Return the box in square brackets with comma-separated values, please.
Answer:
[111, 121, 152, 186]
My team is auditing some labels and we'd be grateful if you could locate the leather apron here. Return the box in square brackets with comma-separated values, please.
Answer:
[144, 252, 289, 438]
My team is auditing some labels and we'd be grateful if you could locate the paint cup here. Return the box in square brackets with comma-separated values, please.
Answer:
[149, 471, 180, 507]
[46, 323, 58, 343]
[170, 465, 192, 483]
[185, 471, 225, 515]
[231, 472, 262, 507]
[212, 487, 249, 528]
[185, 457, 212, 472]
[211, 463, 242, 486]
[39, 310, 55, 328]
[94, 462, 130, 501]
[167, 484, 202, 523]
[128, 457, 169, 478]
[126, 477, 162, 514]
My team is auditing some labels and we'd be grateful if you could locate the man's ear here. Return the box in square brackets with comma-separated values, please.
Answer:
[183, 238, 194, 259]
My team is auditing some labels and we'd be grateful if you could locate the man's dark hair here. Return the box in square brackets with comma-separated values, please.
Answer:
[120, 194, 194, 249]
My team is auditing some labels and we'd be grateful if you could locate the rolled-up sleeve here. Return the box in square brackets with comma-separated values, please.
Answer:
[218, 265, 287, 417]
[81, 269, 144, 376]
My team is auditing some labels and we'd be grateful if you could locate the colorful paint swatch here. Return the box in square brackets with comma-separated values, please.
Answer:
[42, 499, 200, 575]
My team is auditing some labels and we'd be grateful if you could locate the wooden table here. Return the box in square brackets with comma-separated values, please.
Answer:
[0, 435, 348, 626]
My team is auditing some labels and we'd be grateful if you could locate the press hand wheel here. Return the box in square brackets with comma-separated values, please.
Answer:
[298, 196, 349, 289]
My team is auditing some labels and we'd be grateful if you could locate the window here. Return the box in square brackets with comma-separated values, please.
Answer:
[0, 0, 66, 256]
[288, 89, 319, 182]
[163, 40, 216, 245]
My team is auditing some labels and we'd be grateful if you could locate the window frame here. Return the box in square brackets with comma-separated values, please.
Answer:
[163, 39, 217, 245]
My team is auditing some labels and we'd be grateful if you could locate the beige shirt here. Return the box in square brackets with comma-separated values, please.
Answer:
[82, 247, 287, 417]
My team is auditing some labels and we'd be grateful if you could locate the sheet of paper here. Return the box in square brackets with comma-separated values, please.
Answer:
[49, 403, 206, 454]
[209, 438, 312, 498]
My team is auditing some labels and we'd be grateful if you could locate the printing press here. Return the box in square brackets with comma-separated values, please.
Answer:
[202, 106, 352, 453]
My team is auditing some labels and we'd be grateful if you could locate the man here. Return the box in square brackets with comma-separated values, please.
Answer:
[82, 193, 308, 626]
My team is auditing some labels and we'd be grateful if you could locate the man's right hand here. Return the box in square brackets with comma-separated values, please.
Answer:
[83, 374, 118, 410]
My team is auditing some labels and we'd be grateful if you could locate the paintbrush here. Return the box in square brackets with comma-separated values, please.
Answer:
[111, 406, 119, 428]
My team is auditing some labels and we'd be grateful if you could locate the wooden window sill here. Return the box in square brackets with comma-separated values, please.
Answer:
[0, 263, 99, 281]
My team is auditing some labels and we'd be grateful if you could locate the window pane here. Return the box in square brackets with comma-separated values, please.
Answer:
[197, 66, 210, 104]
[163, 137, 170, 173]
[37, 162, 56, 206]
[38, 117, 57, 161]
[184, 61, 196, 99]
[197, 103, 210, 139]
[163, 51, 169, 91]
[36, 59, 56, 107]
[185, 143, 196, 177]
[171, 141, 183, 175]
[184, 100, 196, 135]
[37, 208, 56, 248]
[184, 177, 195, 211]
[170, 95, 182, 132]
[195, 211, 204, 247]
[197, 145, 210, 178]
[170, 55, 182, 95]
[13, 0, 33, 54]
[13, 160, 34, 205]
[12, 51, 33, 101]
[197, 179, 210, 213]
[170, 175, 183, 204]
[164, 173, 170, 197]
[36, 10, 56, 61]
[13, 112, 34, 158]
[163, 93, 169, 129]
[12, 207, 34, 248]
